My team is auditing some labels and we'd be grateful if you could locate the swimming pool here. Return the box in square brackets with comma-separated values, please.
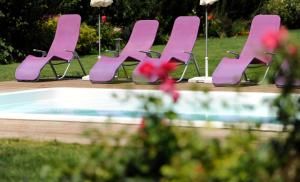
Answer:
[0, 87, 295, 131]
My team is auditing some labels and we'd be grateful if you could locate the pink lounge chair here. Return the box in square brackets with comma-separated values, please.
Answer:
[15, 14, 86, 81]
[89, 20, 159, 83]
[132, 16, 201, 83]
[212, 15, 281, 86]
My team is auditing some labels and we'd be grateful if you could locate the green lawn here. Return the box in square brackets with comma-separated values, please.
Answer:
[1, 29, 299, 82]
[0, 139, 88, 181]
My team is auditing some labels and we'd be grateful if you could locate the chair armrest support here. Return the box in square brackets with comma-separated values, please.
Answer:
[33, 49, 47, 57]
[183, 51, 193, 55]
[227, 50, 240, 59]
[105, 50, 118, 57]
[139, 50, 161, 58]
[264, 51, 276, 55]
[64, 49, 79, 58]
[114, 38, 123, 41]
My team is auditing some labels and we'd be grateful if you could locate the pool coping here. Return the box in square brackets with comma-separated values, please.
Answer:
[0, 80, 296, 143]
[0, 87, 288, 132]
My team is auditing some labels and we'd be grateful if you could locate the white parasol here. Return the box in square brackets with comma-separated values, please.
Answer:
[90, 0, 113, 59]
[189, 0, 218, 83]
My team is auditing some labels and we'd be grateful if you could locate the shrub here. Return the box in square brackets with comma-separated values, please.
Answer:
[231, 19, 250, 36]
[214, 0, 263, 20]
[208, 15, 233, 38]
[77, 23, 98, 54]
[262, 0, 300, 29]
[101, 22, 123, 52]
[0, 0, 64, 60]
[39, 16, 98, 55]
[0, 38, 14, 64]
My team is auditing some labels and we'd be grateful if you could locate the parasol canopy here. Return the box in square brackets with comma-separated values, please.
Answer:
[199, 0, 218, 6]
[90, 0, 113, 7]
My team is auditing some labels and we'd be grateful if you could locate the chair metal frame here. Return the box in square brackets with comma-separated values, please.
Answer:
[227, 50, 273, 84]
[140, 50, 201, 82]
[33, 49, 86, 80]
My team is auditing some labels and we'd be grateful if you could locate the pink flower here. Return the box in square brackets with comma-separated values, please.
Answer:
[161, 62, 177, 73]
[159, 78, 180, 103]
[262, 27, 288, 50]
[278, 27, 288, 43]
[101, 16, 107, 23]
[172, 90, 180, 103]
[262, 31, 279, 50]
[156, 62, 177, 79]
[159, 78, 175, 93]
[138, 61, 180, 103]
[138, 62, 155, 78]
[288, 44, 298, 56]
[139, 117, 145, 130]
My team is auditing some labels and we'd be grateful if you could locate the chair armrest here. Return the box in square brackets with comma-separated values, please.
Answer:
[140, 50, 161, 58]
[33, 49, 47, 57]
[226, 50, 240, 59]
[264, 51, 276, 55]
[149, 50, 161, 57]
[105, 50, 118, 57]
[183, 51, 193, 55]
[64, 49, 79, 58]
[114, 38, 122, 41]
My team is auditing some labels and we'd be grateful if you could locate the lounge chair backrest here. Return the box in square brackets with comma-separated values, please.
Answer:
[239, 15, 281, 64]
[47, 14, 81, 60]
[160, 16, 200, 62]
[121, 20, 159, 57]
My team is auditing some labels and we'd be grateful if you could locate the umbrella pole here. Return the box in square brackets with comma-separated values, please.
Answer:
[98, 10, 101, 59]
[187, 5, 212, 83]
[205, 6, 208, 78]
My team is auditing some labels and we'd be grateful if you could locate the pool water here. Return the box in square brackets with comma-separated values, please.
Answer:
[0, 88, 296, 128]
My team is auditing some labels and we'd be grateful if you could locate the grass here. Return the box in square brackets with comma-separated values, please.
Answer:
[0, 139, 88, 181]
[1, 29, 299, 82]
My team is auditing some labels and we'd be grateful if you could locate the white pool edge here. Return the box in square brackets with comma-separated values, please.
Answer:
[0, 112, 284, 132]
[0, 87, 286, 132]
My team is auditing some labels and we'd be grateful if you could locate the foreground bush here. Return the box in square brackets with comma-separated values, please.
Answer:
[40, 30, 300, 181]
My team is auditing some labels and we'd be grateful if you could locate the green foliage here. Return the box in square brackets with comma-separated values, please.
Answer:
[38, 92, 288, 182]
[106, 0, 196, 43]
[101, 23, 123, 51]
[36, 31, 300, 181]
[262, 0, 300, 29]
[203, 0, 263, 38]
[214, 0, 263, 20]
[0, 38, 14, 64]
[39, 16, 98, 55]
[0, 0, 61, 59]
[208, 16, 233, 38]
[77, 23, 98, 54]
[207, 17, 250, 38]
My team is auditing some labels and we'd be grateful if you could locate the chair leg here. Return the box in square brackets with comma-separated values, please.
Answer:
[259, 65, 270, 84]
[242, 64, 270, 84]
[113, 64, 131, 81]
[191, 54, 201, 76]
[76, 57, 87, 75]
[49, 61, 59, 79]
[243, 72, 249, 82]
[177, 61, 190, 82]
[121, 65, 130, 79]
[58, 62, 72, 80]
